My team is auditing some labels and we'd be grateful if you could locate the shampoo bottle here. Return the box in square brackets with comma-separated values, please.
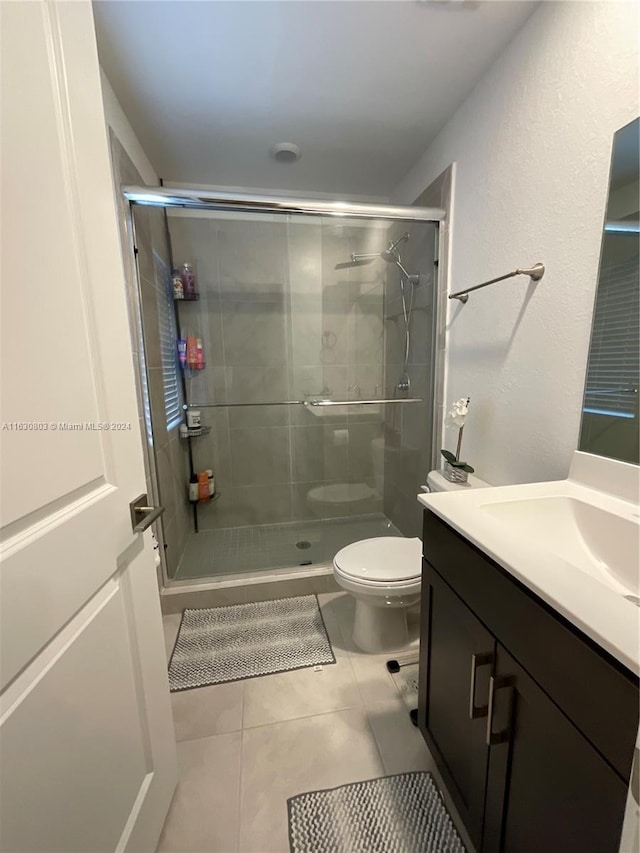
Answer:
[177, 338, 187, 368]
[186, 409, 201, 429]
[188, 474, 199, 502]
[186, 335, 198, 368]
[198, 471, 209, 502]
[172, 271, 184, 300]
[181, 263, 197, 299]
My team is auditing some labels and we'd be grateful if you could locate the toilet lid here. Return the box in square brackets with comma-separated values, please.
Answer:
[334, 537, 422, 582]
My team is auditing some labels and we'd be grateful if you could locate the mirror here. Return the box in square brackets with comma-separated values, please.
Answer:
[579, 118, 639, 465]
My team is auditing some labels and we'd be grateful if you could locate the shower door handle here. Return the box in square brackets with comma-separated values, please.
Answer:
[305, 398, 423, 406]
[130, 493, 165, 533]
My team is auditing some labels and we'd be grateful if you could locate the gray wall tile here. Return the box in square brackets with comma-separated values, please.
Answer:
[225, 365, 288, 404]
[218, 220, 286, 298]
[227, 404, 289, 430]
[229, 427, 291, 487]
[222, 299, 287, 367]
[226, 484, 293, 526]
[140, 277, 161, 369]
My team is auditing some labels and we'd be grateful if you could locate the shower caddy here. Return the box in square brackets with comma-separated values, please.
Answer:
[172, 263, 220, 533]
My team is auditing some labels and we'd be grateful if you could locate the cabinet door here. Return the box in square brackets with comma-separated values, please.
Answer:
[419, 563, 495, 849]
[484, 645, 628, 853]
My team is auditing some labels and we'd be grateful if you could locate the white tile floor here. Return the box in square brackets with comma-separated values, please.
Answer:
[158, 592, 474, 853]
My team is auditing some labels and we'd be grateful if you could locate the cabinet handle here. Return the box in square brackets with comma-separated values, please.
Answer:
[469, 652, 494, 719]
[486, 675, 515, 746]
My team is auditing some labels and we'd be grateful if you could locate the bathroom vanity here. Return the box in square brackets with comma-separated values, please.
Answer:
[416, 457, 640, 853]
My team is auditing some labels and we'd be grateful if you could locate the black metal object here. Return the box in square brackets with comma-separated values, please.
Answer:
[162, 189, 200, 534]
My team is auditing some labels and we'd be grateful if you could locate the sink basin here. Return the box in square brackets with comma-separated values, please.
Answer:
[417, 452, 640, 673]
[480, 496, 640, 596]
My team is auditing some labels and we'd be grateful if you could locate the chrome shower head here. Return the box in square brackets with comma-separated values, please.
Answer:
[380, 233, 410, 263]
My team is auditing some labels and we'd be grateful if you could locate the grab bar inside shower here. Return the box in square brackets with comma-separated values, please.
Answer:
[185, 398, 423, 409]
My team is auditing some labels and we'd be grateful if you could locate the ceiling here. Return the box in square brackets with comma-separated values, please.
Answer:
[94, 0, 538, 199]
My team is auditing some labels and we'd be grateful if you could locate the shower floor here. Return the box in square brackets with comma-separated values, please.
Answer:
[173, 513, 402, 581]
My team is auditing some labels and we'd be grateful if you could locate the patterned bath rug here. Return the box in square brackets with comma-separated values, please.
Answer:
[168, 594, 335, 691]
[288, 771, 466, 853]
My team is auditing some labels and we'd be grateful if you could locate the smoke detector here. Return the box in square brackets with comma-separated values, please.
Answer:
[270, 142, 301, 164]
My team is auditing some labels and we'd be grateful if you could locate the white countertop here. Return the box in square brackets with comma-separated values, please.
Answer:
[418, 454, 640, 676]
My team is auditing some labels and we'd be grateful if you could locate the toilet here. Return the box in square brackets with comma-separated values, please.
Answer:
[333, 468, 490, 653]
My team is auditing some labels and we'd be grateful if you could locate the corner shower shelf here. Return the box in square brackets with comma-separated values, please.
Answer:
[181, 364, 206, 376]
[189, 491, 221, 506]
[180, 425, 211, 439]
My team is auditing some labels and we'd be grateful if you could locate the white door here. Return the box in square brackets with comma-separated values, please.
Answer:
[0, 2, 177, 851]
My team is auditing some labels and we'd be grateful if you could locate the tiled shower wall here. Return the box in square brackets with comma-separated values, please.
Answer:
[382, 218, 438, 538]
[168, 213, 395, 531]
[134, 208, 193, 577]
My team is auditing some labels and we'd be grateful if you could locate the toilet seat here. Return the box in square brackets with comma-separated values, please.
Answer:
[333, 566, 420, 591]
[333, 537, 422, 584]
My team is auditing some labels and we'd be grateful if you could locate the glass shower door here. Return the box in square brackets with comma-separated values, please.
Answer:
[137, 205, 436, 580]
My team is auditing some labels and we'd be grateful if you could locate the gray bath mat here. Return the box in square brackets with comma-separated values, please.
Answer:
[288, 771, 465, 853]
[168, 594, 335, 691]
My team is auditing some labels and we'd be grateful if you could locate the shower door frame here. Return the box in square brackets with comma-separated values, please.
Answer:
[122, 186, 446, 592]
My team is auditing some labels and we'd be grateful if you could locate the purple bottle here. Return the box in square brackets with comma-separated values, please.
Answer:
[177, 338, 187, 368]
[181, 263, 197, 299]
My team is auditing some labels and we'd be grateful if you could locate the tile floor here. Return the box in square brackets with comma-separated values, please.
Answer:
[174, 515, 401, 580]
[159, 592, 474, 853]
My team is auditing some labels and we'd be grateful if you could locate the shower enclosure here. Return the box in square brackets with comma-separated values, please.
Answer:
[125, 187, 442, 584]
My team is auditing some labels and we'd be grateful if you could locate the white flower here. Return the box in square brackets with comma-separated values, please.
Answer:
[446, 397, 470, 428]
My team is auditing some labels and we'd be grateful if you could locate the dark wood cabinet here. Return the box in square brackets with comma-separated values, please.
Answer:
[483, 645, 628, 853]
[420, 567, 494, 849]
[419, 510, 639, 853]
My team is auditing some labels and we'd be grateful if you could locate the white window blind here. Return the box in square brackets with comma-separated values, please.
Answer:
[154, 251, 183, 431]
[584, 254, 639, 418]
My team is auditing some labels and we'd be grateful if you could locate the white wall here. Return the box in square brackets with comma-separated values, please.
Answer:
[393, 1, 639, 486]
[100, 69, 158, 185]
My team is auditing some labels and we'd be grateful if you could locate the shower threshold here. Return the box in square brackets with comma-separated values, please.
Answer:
[173, 513, 402, 581]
